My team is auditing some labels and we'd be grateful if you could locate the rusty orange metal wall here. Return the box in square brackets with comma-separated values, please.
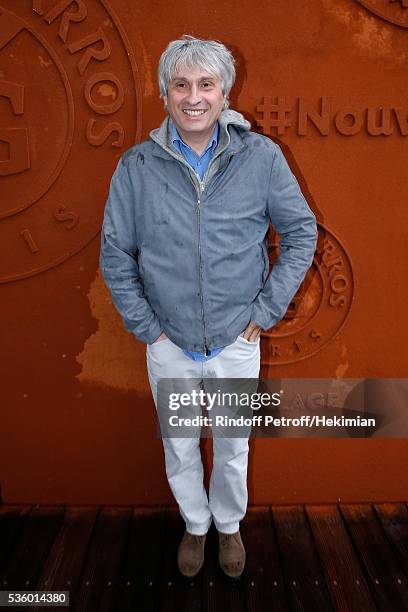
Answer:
[1, 0, 407, 505]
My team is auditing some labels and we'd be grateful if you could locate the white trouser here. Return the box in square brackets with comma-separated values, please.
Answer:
[146, 334, 260, 535]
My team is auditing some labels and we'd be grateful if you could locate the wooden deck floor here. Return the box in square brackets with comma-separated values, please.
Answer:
[0, 503, 407, 611]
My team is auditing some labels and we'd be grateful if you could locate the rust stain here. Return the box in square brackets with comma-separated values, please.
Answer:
[97, 83, 117, 99]
[38, 54, 52, 68]
[352, 15, 393, 55]
[321, 0, 406, 61]
[335, 338, 349, 378]
[75, 268, 149, 393]
[138, 34, 154, 97]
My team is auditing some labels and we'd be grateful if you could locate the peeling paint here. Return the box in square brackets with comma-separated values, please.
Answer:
[75, 268, 149, 392]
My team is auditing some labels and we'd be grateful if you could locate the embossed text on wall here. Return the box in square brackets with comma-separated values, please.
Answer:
[256, 97, 408, 136]
[0, 0, 141, 282]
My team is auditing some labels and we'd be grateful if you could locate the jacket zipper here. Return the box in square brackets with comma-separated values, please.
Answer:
[192, 160, 231, 355]
[196, 180, 209, 355]
[196, 158, 226, 354]
[154, 137, 235, 355]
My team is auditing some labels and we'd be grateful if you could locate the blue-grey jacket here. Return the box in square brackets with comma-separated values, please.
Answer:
[99, 109, 318, 352]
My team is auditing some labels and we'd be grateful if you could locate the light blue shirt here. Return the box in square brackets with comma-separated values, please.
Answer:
[172, 122, 224, 362]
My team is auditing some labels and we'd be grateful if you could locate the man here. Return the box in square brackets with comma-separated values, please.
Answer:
[99, 35, 317, 579]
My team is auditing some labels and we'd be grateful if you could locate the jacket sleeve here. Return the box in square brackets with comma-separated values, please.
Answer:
[251, 144, 318, 330]
[99, 156, 163, 344]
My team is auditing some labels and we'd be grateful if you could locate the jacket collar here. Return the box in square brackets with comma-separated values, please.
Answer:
[149, 109, 251, 161]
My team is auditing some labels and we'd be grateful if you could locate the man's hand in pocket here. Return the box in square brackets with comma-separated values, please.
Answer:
[242, 320, 262, 342]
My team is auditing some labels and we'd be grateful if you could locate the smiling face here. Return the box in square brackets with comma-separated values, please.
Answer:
[164, 65, 226, 149]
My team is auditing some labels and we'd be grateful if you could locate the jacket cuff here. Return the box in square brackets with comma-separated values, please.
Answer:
[131, 316, 163, 345]
[251, 302, 278, 332]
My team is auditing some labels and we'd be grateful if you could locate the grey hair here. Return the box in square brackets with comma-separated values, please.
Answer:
[158, 35, 236, 109]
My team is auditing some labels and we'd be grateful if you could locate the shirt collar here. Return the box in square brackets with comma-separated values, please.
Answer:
[172, 121, 219, 154]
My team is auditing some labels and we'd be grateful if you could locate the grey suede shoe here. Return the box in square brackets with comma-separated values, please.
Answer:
[177, 531, 207, 577]
[218, 530, 246, 578]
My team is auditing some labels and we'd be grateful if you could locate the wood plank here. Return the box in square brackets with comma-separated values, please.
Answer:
[272, 505, 334, 611]
[114, 507, 166, 612]
[340, 503, 408, 611]
[306, 505, 377, 611]
[202, 522, 245, 612]
[0, 506, 64, 591]
[0, 505, 31, 578]
[30, 507, 98, 611]
[374, 503, 408, 577]
[240, 507, 289, 611]
[71, 507, 131, 612]
[158, 508, 202, 612]
[201, 524, 217, 612]
[0, 502, 405, 611]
